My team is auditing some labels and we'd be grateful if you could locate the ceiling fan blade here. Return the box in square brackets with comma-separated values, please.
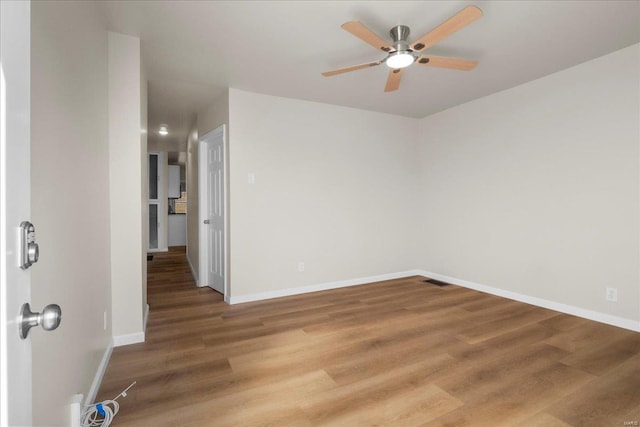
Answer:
[322, 60, 382, 77]
[411, 6, 483, 52]
[417, 56, 478, 71]
[384, 68, 403, 92]
[341, 21, 394, 52]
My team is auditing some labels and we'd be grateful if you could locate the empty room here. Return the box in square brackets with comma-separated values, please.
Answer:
[1, 1, 639, 426]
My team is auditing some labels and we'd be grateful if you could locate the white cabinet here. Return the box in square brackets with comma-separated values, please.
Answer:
[168, 214, 186, 246]
[169, 165, 181, 198]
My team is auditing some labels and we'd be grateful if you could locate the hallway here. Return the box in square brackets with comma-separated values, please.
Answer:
[96, 248, 640, 426]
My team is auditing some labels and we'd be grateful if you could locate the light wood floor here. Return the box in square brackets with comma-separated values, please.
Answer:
[97, 247, 640, 426]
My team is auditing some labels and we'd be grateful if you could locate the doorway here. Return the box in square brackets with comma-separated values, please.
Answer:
[198, 125, 228, 300]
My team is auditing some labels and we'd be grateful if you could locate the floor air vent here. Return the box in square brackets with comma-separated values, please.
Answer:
[422, 278, 452, 287]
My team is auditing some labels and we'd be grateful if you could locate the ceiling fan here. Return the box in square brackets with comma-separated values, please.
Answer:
[322, 5, 483, 92]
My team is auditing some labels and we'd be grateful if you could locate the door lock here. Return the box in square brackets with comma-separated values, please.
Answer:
[19, 221, 39, 269]
[204, 219, 210, 224]
[19, 303, 62, 339]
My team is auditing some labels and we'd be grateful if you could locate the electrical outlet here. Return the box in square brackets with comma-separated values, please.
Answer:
[606, 287, 618, 302]
[298, 262, 305, 272]
[103, 311, 108, 330]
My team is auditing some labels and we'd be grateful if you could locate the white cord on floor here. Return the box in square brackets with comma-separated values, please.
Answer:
[81, 381, 136, 427]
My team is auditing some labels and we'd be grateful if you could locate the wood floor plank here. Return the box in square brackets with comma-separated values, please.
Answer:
[538, 313, 593, 331]
[455, 305, 558, 344]
[95, 247, 640, 426]
[560, 332, 640, 375]
[548, 353, 640, 426]
[543, 321, 628, 352]
[299, 356, 461, 425]
[128, 370, 335, 427]
[324, 332, 457, 385]
[519, 412, 573, 427]
[316, 382, 463, 427]
[434, 342, 573, 403]
[424, 361, 595, 426]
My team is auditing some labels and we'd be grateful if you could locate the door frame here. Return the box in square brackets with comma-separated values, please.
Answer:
[198, 124, 229, 301]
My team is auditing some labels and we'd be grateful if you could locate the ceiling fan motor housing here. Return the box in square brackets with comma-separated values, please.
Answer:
[390, 25, 411, 52]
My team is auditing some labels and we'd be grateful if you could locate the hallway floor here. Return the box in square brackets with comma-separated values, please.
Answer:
[96, 247, 640, 426]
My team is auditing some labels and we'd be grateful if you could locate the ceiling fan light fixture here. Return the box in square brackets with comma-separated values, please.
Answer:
[158, 124, 169, 136]
[323, 7, 483, 91]
[386, 52, 414, 69]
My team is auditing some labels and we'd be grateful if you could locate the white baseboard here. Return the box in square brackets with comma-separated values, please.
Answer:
[143, 303, 149, 331]
[228, 270, 423, 304]
[84, 337, 113, 406]
[113, 331, 145, 347]
[147, 248, 169, 253]
[186, 254, 199, 286]
[417, 270, 640, 333]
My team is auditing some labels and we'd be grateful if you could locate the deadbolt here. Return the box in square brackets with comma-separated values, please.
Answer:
[19, 303, 62, 339]
[19, 221, 39, 270]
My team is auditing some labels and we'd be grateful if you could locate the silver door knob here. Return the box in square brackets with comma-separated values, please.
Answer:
[19, 303, 62, 339]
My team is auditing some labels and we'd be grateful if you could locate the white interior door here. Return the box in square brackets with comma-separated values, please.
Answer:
[199, 126, 226, 295]
[1, 1, 33, 425]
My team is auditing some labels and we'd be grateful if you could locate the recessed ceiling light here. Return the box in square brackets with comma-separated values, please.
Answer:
[159, 124, 168, 136]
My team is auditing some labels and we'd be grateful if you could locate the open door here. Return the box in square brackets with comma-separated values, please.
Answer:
[1, 2, 33, 424]
[198, 125, 227, 297]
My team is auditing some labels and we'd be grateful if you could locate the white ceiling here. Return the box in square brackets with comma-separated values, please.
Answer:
[100, 1, 640, 152]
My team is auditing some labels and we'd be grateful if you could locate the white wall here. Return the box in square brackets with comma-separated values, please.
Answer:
[30, 2, 111, 425]
[198, 90, 230, 137]
[228, 89, 421, 299]
[417, 44, 640, 325]
[108, 32, 145, 342]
